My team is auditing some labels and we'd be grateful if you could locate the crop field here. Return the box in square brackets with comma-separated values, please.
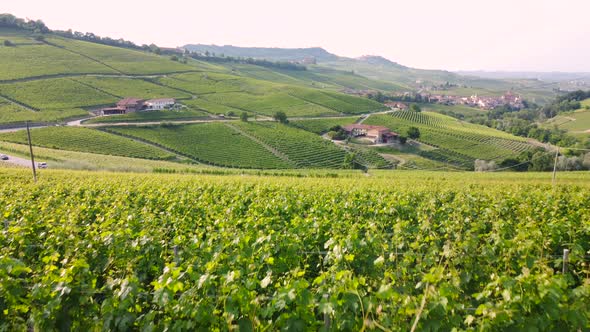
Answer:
[291, 116, 361, 134]
[546, 108, 590, 133]
[107, 123, 293, 169]
[0, 127, 173, 160]
[234, 122, 348, 168]
[72, 77, 192, 99]
[0, 78, 117, 110]
[154, 72, 250, 95]
[181, 98, 244, 116]
[364, 111, 533, 161]
[0, 169, 589, 331]
[0, 141, 205, 173]
[83, 109, 212, 124]
[287, 87, 387, 114]
[203, 91, 340, 117]
[45, 36, 193, 75]
[0, 42, 116, 81]
[0, 104, 88, 125]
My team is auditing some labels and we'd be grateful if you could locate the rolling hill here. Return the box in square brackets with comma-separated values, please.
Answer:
[0, 20, 540, 171]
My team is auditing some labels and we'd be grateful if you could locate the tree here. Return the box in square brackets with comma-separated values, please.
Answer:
[410, 104, 422, 112]
[343, 152, 356, 169]
[398, 136, 408, 144]
[407, 127, 420, 139]
[240, 112, 249, 122]
[273, 111, 288, 124]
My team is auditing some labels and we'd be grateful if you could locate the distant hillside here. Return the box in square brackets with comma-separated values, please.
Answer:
[183, 44, 339, 62]
[355, 55, 407, 69]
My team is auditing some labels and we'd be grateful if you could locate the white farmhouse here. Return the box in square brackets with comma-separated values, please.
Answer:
[144, 98, 176, 111]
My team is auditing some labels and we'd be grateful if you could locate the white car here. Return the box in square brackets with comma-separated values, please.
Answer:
[37, 162, 47, 169]
[0, 154, 8, 160]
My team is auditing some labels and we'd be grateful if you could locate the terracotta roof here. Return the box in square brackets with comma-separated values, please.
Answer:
[117, 98, 144, 106]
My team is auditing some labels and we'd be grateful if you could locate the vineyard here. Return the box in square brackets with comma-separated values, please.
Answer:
[291, 116, 361, 134]
[233, 122, 349, 168]
[364, 112, 533, 162]
[0, 127, 174, 160]
[0, 78, 117, 110]
[0, 169, 589, 331]
[106, 123, 294, 169]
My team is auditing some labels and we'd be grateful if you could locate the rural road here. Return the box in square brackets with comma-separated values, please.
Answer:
[0, 153, 33, 168]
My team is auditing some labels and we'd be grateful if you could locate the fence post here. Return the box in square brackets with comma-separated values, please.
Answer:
[323, 293, 331, 330]
[562, 249, 569, 274]
[173, 245, 179, 264]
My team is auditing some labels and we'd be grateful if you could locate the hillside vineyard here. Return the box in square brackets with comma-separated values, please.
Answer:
[1, 170, 590, 330]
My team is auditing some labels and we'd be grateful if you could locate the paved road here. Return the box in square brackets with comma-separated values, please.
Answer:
[0, 153, 33, 168]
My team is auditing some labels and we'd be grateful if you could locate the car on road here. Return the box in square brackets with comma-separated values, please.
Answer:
[0, 154, 8, 160]
[37, 162, 47, 169]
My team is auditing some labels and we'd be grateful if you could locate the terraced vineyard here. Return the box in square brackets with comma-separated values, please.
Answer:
[234, 122, 348, 168]
[0, 38, 116, 81]
[287, 87, 386, 114]
[292, 116, 361, 134]
[0, 78, 117, 110]
[1, 170, 589, 331]
[0, 127, 173, 160]
[72, 77, 192, 99]
[45, 36, 193, 75]
[365, 111, 533, 162]
[107, 123, 293, 169]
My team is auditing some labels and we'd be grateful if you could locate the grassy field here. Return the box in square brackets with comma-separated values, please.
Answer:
[0, 169, 589, 330]
[364, 111, 533, 163]
[0, 126, 173, 159]
[544, 99, 590, 134]
[106, 123, 294, 169]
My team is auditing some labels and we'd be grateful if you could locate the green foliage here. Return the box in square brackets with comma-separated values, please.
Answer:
[407, 126, 420, 139]
[291, 117, 360, 134]
[409, 104, 422, 112]
[273, 111, 288, 124]
[240, 112, 249, 122]
[0, 126, 173, 159]
[1, 170, 589, 330]
[108, 123, 293, 169]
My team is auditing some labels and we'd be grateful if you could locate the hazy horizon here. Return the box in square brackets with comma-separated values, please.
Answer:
[3, 0, 590, 72]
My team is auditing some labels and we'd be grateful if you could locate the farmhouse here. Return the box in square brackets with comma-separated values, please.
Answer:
[342, 124, 398, 143]
[384, 102, 408, 110]
[117, 98, 145, 113]
[144, 98, 176, 111]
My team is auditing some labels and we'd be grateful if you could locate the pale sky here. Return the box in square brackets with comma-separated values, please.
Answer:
[3, 0, 589, 71]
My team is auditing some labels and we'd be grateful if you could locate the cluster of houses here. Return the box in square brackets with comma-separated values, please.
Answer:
[99, 98, 177, 115]
[419, 91, 525, 110]
[342, 124, 399, 144]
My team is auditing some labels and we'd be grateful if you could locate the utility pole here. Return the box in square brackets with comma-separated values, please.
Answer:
[26, 121, 37, 182]
[552, 147, 559, 186]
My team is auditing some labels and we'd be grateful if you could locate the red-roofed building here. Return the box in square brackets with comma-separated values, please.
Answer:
[116, 98, 145, 113]
[342, 124, 398, 143]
